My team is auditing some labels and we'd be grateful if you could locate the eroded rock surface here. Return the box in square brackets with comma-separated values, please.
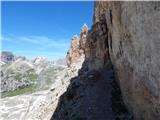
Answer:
[86, 1, 160, 120]
[66, 24, 88, 70]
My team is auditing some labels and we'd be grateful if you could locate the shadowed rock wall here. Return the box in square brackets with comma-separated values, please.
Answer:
[93, 1, 160, 120]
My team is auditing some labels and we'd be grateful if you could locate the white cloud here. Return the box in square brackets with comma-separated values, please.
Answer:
[1, 35, 70, 60]
[2, 35, 70, 48]
[1, 36, 12, 41]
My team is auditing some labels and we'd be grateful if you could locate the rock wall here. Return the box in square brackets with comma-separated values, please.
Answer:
[84, 15, 110, 70]
[91, 1, 160, 120]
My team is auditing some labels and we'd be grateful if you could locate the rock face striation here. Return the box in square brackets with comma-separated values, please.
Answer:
[93, 2, 160, 120]
[66, 1, 160, 120]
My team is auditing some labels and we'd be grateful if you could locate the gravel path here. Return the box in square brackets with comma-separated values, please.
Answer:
[82, 68, 115, 120]
[52, 67, 116, 120]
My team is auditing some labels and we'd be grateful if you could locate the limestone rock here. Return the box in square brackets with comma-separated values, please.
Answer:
[55, 58, 66, 66]
[0, 51, 15, 64]
[66, 24, 88, 70]
[33, 56, 47, 64]
[80, 24, 88, 50]
[1, 58, 35, 92]
[89, 1, 160, 120]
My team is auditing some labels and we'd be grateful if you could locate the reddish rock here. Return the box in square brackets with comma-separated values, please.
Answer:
[66, 24, 88, 69]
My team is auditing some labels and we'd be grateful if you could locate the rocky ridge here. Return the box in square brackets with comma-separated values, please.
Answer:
[0, 54, 66, 94]
[66, 24, 88, 70]
[0, 51, 15, 64]
[1, 58, 35, 92]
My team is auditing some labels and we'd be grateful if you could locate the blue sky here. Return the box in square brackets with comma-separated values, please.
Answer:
[1, 1, 94, 60]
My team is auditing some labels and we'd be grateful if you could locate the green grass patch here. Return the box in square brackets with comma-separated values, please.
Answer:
[14, 69, 38, 82]
[25, 69, 38, 81]
[1, 84, 36, 98]
[27, 73, 38, 81]
[26, 69, 34, 74]
[15, 73, 22, 81]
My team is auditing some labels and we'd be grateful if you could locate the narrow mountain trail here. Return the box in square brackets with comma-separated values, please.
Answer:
[79, 68, 115, 120]
[52, 65, 131, 120]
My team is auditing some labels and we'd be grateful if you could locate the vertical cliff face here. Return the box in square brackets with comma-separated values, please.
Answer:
[85, 16, 110, 70]
[91, 1, 160, 120]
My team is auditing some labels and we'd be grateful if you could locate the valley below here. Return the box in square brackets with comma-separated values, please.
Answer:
[0, 53, 72, 120]
[0, 63, 73, 120]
